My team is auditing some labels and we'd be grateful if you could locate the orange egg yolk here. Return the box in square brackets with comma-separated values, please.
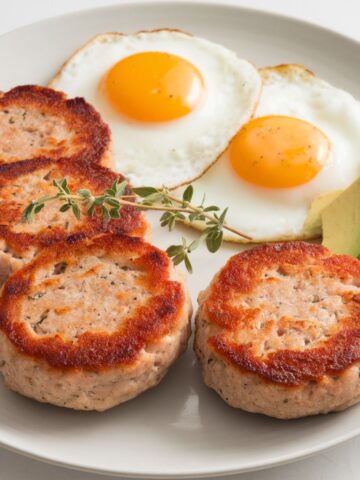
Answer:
[105, 51, 205, 122]
[229, 115, 330, 188]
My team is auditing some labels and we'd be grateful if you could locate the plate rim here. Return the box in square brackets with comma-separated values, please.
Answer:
[0, 433, 355, 479]
[0, 1, 360, 477]
[1, 0, 359, 49]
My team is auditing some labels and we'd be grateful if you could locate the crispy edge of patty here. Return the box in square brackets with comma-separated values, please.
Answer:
[195, 241, 360, 386]
[0, 85, 112, 167]
[0, 233, 189, 370]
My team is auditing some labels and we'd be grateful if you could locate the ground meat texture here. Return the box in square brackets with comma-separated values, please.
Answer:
[232, 267, 359, 356]
[0, 107, 77, 161]
[0, 159, 149, 287]
[0, 234, 192, 411]
[24, 255, 151, 339]
[0, 85, 111, 167]
[195, 242, 360, 419]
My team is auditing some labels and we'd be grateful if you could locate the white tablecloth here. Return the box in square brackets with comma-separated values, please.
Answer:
[0, 1, 359, 479]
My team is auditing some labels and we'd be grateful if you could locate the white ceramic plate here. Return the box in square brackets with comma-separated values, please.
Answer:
[0, 2, 360, 478]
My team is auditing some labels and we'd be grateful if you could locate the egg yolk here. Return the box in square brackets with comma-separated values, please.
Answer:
[229, 115, 330, 188]
[105, 51, 205, 122]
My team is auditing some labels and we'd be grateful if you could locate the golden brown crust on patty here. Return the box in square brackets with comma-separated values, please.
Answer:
[0, 85, 111, 167]
[0, 234, 185, 369]
[0, 158, 148, 256]
[199, 242, 360, 386]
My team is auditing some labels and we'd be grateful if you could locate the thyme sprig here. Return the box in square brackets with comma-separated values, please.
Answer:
[23, 178, 252, 273]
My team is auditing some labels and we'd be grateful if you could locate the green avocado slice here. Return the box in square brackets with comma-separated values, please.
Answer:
[322, 177, 360, 257]
[302, 189, 342, 237]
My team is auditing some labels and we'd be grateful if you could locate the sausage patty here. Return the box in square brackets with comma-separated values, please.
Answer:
[0, 159, 149, 287]
[0, 85, 111, 167]
[195, 242, 360, 419]
[0, 234, 191, 411]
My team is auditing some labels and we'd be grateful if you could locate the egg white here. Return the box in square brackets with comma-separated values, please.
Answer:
[180, 65, 360, 242]
[50, 30, 261, 188]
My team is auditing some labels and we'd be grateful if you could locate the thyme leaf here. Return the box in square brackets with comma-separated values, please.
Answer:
[23, 178, 252, 273]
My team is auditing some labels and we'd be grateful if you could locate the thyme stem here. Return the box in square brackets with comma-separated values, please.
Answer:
[165, 192, 252, 241]
[23, 178, 253, 273]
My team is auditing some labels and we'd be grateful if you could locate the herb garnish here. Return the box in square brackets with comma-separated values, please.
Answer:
[23, 178, 251, 273]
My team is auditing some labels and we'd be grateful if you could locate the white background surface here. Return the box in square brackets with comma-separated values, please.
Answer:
[0, 1, 359, 479]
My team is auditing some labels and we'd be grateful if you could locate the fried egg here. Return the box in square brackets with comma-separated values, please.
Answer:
[181, 64, 360, 242]
[50, 30, 261, 188]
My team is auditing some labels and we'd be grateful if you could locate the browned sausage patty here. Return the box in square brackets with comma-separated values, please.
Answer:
[0, 234, 191, 411]
[0, 85, 111, 167]
[195, 242, 360, 419]
[0, 159, 149, 286]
